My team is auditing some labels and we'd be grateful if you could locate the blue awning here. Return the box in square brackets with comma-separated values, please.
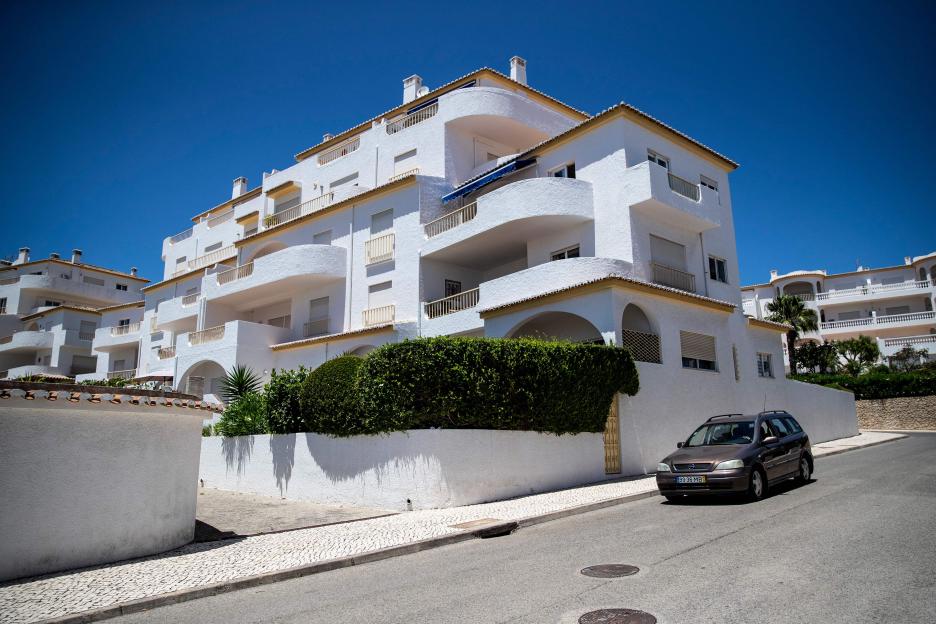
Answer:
[442, 158, 536, 203]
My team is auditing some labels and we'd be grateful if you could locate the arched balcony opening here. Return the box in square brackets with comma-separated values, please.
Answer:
[620, 304, 661, 363]
[507, 311, 603, 344]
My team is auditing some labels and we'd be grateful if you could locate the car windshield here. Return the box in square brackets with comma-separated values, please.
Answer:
[685, 421, 755, 446]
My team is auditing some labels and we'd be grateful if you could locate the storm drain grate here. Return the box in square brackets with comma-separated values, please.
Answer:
[579, 609, 657, 624]
[580, 564, 640, 578]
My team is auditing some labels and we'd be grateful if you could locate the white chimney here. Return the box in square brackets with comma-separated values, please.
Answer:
[14, 247, 30, 265]
[904, 256, 912, 265]
[323, 132, 334, 142]
[232, 177, 248, 199]
[71, 249, 82, 263]
[510, 56, 527, 85]
[403, 75, 423, 104]
[769, 269, 778, 279]
[131, 267, 138, 277]
[50, 252, 60, 260]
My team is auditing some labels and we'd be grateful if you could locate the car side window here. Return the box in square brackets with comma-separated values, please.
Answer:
[769, 417, 791, 438]
[783, 416, 803, 434]
[759, 421, 773, 440]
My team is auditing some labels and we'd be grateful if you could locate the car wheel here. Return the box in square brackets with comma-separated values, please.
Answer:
[663, 494, 680, 503]
[748, 468, 767, 501]
[797, 456, 812, 483]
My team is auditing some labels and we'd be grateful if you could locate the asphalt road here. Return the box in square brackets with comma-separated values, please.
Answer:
[115, 433, 936, 624]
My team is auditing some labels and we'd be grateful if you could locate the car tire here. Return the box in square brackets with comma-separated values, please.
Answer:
[663, 494, 680, 503]
[747, 467, 767, 501]
[796, 455, 812, 483]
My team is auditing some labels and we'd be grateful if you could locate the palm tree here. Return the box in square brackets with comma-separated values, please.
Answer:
[218, 364, 262, 404]
[765, 294, 819, 375]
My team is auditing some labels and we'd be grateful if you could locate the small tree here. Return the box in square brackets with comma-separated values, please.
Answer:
[214, 393, 268, 436]
[765, 295, 819, 375]
[794, 341, 838, 374]
[836, 335, 880, 376]
[888, 345, 928, 372]
[218, 364, 262, 404]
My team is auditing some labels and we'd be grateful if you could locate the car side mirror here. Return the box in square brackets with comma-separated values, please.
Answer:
[762, 436, 779, 445]
[676, 441, 684, 448]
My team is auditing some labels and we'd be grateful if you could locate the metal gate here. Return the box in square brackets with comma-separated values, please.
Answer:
[603, 394, 621, 474]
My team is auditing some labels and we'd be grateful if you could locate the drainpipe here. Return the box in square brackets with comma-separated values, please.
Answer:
[698, 233, 710, 297]
[346, 211, 354, 330]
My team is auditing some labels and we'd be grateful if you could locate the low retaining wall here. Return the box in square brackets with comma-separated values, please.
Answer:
[0, 388, 212, 581]
[856, 395, 936, 430]
[199, 430, 608, 510]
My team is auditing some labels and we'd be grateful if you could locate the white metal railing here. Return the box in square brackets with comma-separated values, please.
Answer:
[216, 262, 254, 285]
[822, 311, 936, 330]
[107, 369, 136, 380]
[386, 102, 438, 135]
[318, 137, 360, 166]
[389, 167, 419, 183]
[363, 304, 395, 327]
[652, 263, 696, 293]
[303, 317, 330, 338]
[188, 325, 225, 345]
[264, 193, 334, 228]
[175, 245, 236, 275]
[0, 276, 19, 286]
[621, 329, 662, 364]
[110, 322, 140, 337]
[816, 280, 931, 302]
[78, 329, 95, 341]
[364, 232, 395, 265]
[158, 346, 176, 359]
[424, 288, 480, 319]
[424, 202, 478, 238]
[169, 228, 194, 245]
[181, 292, 199, 306]
[667, 172, 701, 201]
[206, 209, 234, 228]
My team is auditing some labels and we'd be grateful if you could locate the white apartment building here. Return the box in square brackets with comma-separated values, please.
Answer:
[78, 57, 856, 473]
[743, 253, 936, 365]
[0, 248, 148, 379]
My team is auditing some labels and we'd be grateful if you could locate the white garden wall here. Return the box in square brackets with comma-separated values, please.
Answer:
[200, 429, 609, 510]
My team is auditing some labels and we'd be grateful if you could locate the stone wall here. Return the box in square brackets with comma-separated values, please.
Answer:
[856, 395, 936, 430]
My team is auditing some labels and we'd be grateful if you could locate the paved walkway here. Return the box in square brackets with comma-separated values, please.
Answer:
[0, 431, 902, 624]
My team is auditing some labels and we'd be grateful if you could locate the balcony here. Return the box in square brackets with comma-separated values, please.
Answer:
[15, 274, 140, 305]
[107, 369, 137, 381]
[364, 233, 395, 265]
[263, 193, 334, 229]
[174, 320, 291, 372]
[363, 304, 395, 327]
[821, 311, 936, 334]
[157, 346, 176, 359]
[424, 288, 480, 319]
[0, 330, 54, 353]
[318, 137, 360, 166]
[388, 168, 419, 183]
[187, 325, 225, 346]
[303, 317, 330, 338]
[168, 227, 194, 245]
[206, 209, 233, 228]
[815, 279, 932, 305]
[624, 161, 720, 232]
[651, 263, 696, 293]
[425, 202, 478, 238]
[90, 322, 140, 351]
[156, 293, 199, 331]
[110, 322, 141, 337]
[173, 245, 236, 276]
[386, 103, 438, 135]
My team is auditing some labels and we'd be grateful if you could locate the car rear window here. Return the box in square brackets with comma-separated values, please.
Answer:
[686, 421, 755, 446]
[783, 416, 803, 434]
[770, 417, 791, 437]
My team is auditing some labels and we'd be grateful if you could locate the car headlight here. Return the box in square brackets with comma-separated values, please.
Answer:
[656, 463, 671, 473]
[714, 459, 744, 470]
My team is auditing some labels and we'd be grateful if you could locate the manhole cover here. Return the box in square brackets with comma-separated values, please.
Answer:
[579, 609, 656, 624]
[580, 564, 640, 578]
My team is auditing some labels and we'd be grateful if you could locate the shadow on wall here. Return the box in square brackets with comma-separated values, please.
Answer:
[221, 436, 254, 476]
[270, 434, 296, 495]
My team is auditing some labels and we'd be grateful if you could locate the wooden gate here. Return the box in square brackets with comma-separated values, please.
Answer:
[603, 394, 621, 474]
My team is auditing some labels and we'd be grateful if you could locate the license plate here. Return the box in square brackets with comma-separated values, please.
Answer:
[676, 475, 706, 484]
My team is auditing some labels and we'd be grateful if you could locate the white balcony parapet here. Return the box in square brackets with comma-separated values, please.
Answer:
[78, 329, 96, 341]
[110, 322, 141, 337]
[169, 227, 194, 245]
[386, 102, 438, 135]
[425, 202, 478, 238]
[424, 288, 480, 319]
[181, 293, 199, 306]
[816, 279, 931, 302]
[216, 262, 254, 285]
[883, 334, 936, 348]
[107, 369, 136, 380]
[174, 245, 236, 276]
[821, 311, 936, 330]
[667, 172, 700, 201]
[264, 193, 334, 229]
[206, 209, 234, 228]
[157, 346, 176, 359]
[317, 137, 360, 166]
[652, 262, 696, 293]
[364, 232, 395, 265]
[363, 304, 395, 327]
[388, 168, 419, 183]
[188, 325, 225, 345]
[303, 317, 329, 338]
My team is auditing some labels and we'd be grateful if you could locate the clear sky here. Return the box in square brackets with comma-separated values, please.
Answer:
[1, 0, 933, 285]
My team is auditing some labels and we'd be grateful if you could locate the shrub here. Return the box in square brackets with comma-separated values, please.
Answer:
[202, 425, 213, 437]
[300, 356, 365, 436]
[214, 392, 268, 436]
[218, 365, 262, 403]
[264, 367, 310, 434]
[791, 370, 936, 400]
[357, 337, 639, 435]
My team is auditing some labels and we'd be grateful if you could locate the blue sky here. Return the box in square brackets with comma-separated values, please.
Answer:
[1, 0, 933, 285]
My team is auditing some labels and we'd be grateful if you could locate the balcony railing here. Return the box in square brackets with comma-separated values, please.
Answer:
[188, 325, 225, 345]
[110, 322, 140, 337]
[181, 292, 199, 306]
[174, 245, 237, 276]
[363, 304, 395, 327]
[651, 263, 696, 293]
[157, 346, 176, 359]
[206, 209, 234, 228]
[78, 329, 96, 341]
[169, 228, 194, 245]
[216, 262, 254, 285]
[364, 232, 395, 265]
[424, 288, 480, 319]
[667, 172, 700, 201]
[318, 137, 360, 166]
[424, 202, 478, 238]
[0, 276, 19, 286]
[303, 317, 330, 338]
[107, 369, 136, 380]
[883, 334, 936, 348]
[621, 329, 662, 364]
[821, 311, 936, 330]
[816, 279, 931, 302]
[264, 193, 334, 229]
[789, 293, 816, 302]
[389, 167, 419, 183]
[386, 102, 438, 135]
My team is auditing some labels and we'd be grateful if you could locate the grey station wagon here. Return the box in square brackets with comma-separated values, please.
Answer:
[656, 411, 813, 502]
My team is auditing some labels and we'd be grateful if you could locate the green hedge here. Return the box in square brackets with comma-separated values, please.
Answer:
[300, 356, 365, 436]
[265, 367, 310, 434]
[214, 392, 269, 436]
[356, 337, 639, 435]
[790, 370, 936, 400]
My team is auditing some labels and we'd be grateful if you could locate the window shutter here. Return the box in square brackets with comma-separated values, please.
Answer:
[680, 331, 716, 362]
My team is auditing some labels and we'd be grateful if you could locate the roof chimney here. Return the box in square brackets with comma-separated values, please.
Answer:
[232, 177, 248, 199]
[50, 252, 60, 260]
[130, 267, 138, 277]
[14, 247, 30, 265]
[71, 249, 82, 264]
[904, 256, 912, 265]
[323, 132, 334, 142]
[403, 75, 423, 104]
[509, 56, 527, 85]
[769, 269, 778, 279]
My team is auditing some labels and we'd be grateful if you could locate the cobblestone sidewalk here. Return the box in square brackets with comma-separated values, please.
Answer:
[0, 431, 903, 624]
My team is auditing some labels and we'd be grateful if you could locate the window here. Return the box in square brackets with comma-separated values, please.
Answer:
[370, 209, 394, 236]
[551, 245, 581, 261]
[0, 297, 6, 314]
[203, 242, 223, 253]
[756, 352, 774, 378]
[650, 234, 687, 271]
[115, 283, 128, 291]
[549, 162, 576, 179]
[175, 256, 187, 265]
[79, 320, 96, 340]
[112, 359, 126, 372]
[708, 257, 728, 283]
[267, 315, 291, 328]
[313, 230, 332, 246]
[82, 276, 105, 286]
[444, 279, 462, 297]
[769, 417, 790, 437]
[368, 281, 393, 308]
[330, 172, 359, 189]
[759, 421, 774, 440]
[118, 319, 130, 327]
[647, 150, 669, 169]
[700, 175, 718, 192]
[680, 331, 718, 371]
[273, 193, 301, 214]
[44, 299, 61, 307]
[783, 416, 803, 434]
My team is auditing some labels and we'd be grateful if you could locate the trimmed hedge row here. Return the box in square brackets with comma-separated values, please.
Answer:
[790, 370, 936, 400]
[301, 356, 366, 436]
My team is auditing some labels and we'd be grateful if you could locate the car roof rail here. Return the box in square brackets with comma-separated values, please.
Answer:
[706, 413, 743, 422]
[758, 410, 789, 416]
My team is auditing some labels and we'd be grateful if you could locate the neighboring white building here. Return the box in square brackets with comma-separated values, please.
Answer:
[75, 57, 857, 472]
[742, 253, 936, 366]
[0, 248, 148, 379]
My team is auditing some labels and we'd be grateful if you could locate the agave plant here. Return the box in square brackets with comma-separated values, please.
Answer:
[218, 364, 262, 404]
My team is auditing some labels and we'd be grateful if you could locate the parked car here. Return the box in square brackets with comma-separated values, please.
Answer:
[656, 410, 813, 502]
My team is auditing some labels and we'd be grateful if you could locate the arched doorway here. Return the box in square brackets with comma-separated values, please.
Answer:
[507, 311, 603, 344]
[178, 360, 226, 400]
[620, 303, 661, 363]
[783, 281, 815, 300]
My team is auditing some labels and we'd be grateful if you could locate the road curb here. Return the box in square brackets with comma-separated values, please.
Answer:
[813, 434, 906, 459]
